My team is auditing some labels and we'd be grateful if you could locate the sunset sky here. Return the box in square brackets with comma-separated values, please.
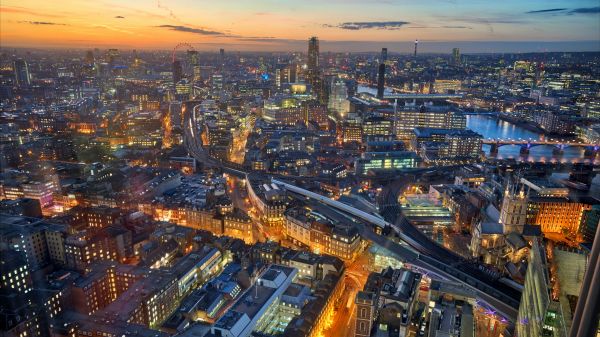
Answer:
[1, 0, 599, 52]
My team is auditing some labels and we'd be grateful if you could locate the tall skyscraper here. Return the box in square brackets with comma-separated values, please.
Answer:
[219, 48, 225, 69]
[414, 39, 418, 57]
[381, 47, 387, 63]
[307, 37, 323, 102]
[13, 59, 31, 87]
[452, 48, 461, 65]
[376, 63, 385, 99]
[308, 37, 319, 78]
[172, 60, 183, 85]
[328, 77, 349, 118]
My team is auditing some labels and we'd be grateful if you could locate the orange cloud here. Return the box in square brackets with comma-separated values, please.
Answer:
[0, 5, 63, 18]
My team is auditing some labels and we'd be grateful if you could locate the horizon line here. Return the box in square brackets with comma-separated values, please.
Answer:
[2, 39, 599, 54]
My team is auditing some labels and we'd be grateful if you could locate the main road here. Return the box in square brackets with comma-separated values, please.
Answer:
[182, 102, 219, 167]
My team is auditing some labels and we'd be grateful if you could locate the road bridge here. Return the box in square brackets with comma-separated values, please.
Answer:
[482, 139, 597, 147]
[383, 93, 463, 100]
[483, 139, 599, 156]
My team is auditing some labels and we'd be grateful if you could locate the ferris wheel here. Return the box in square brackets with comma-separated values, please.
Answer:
[172, 42, 196, 63]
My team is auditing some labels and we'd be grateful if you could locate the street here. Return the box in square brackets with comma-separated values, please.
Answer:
[324, 247, 372, 337]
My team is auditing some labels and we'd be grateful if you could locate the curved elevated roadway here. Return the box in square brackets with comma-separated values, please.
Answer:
[271, 178, 521, 320]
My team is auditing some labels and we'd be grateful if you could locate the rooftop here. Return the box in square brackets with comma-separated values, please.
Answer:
[213, 265, 296, 332]
[414, 127, 482, 138]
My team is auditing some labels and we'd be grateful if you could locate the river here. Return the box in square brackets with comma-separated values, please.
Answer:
[356, 85, 597, 163]
[467, 115, 598, 164]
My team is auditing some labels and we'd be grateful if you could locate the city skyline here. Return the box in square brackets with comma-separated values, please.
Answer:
[1, 0, 600, 52]
[1, 2, 600, 337]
